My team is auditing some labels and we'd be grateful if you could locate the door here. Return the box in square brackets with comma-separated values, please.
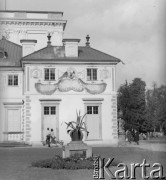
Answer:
[86, 106, 100, 140]
[43, 106, 56, 139]
[7, 109, 21, 141]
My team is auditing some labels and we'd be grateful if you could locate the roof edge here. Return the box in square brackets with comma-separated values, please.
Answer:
[0, 38, 22, 48]
[0, 10, 64, 15]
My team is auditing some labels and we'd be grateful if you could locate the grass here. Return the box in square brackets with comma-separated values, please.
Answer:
[0, 145, 166, 180]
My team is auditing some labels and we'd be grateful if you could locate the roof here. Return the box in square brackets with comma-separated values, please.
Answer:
[0, 37, 22, 66]
[0, 38, 121, 67]
[22, 45, 121, 63]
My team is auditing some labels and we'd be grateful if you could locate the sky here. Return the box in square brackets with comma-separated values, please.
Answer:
[0, 0, 166, 89]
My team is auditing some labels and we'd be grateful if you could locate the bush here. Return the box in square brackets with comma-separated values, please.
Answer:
[31, 159, 52, 168]
[32, 154, 120, 170]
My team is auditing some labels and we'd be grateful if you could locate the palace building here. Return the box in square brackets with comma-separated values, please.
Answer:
[0, 10, 121, 146]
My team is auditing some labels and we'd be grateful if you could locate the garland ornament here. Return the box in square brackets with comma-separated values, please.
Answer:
[35, 71, 107, 95]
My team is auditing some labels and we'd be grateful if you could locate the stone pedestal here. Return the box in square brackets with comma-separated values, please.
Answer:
[62, 141, 92, 158]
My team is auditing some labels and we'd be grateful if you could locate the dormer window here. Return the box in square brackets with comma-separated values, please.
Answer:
[8, 75, 18, 86]
[44, 68, 55, 81]
[4, 52, 8, 58]
[0, 48, 8, 58]
[87, 68, 97, 81]
[0, 51, 3, 58]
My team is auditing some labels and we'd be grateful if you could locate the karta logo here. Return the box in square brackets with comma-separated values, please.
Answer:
[93, 157, 165, 179]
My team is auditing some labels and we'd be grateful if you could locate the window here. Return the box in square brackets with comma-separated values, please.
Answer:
[44, 68, 55, 80]
[87, 106, 93, 114]
[44, 106, 56, 115]
[44, 107, 49, 115]
[87, 68, 97, 81]
[93, 106, 98, 114]
[8, 75, 18, 86]
[51, 107, 56, 115]
[87, 106, 98, 114]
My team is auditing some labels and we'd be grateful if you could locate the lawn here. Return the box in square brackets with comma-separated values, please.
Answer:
[0, 145, 166, 180]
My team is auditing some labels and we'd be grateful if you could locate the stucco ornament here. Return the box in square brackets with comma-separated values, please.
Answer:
[100, 67, 110, 80]
[35, 68, 107, 95]
[31, 67, 42, 79]
[58, 79, 84, 92]
[35, 82, 58, 95]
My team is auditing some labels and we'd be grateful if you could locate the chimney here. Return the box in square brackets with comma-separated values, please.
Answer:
[62, 39, 80, 57]
[20, 39, 37, 57]
[85, 35, 90, 47]
[47, 33, 52, 47]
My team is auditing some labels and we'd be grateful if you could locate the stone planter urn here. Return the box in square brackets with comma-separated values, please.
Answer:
[62, 110, 92, 158]
[70, 129, 83, 141]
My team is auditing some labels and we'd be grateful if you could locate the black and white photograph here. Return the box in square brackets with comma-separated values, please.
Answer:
[0, 0, 166, 179]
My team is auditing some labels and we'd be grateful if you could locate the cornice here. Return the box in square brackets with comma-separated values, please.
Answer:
[21, 59, 119, 66]
[0, 10, 63, 15]
[0, 67, 23, 71]
[0, 19, 67, 30]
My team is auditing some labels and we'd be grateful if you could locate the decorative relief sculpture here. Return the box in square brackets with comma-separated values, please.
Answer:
[100, 67, 111, 80]
[35, 68, 107, 95]
[30, 67, 42, 79]
[58, 67, 85, 80]
[58, 79, 84, 92]
[35, 82, 58, 95]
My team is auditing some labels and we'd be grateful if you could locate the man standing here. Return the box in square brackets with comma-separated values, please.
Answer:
[134, 129, 139, 145]
[46, 128, 51, 147]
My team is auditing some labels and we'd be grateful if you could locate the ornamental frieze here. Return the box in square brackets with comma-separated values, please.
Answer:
[0, 20, 65, 27]
[35, 68, 107, 95]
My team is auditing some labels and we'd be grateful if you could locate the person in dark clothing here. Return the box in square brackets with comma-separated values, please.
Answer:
[46, 128, 51, 147]
[126, 129, 132, 143]
[131, 128, 135, 142]
[134, 129, 139, 145]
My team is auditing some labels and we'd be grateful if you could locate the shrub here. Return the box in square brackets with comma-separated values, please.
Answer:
[31, 154, 120, 170]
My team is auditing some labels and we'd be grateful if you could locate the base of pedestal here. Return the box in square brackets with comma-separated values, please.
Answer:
[62, 141, 92, 158]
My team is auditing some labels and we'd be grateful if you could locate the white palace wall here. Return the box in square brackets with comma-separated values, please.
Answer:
[0, 11, 66, 50]
[0, 11, 118, 146]
[22, 64, 118, 145]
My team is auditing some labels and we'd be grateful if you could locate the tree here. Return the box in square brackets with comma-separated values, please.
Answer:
[146, 84, 166, 134]
[118, 78, 146, 132]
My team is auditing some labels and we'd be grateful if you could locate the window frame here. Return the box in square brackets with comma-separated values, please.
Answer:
[44, 106, 56, 115]
[87, 68, 97, 81]
[44, 68, 56, 81]
[8, 74, 18, 86]
[87, 106, 99, 115]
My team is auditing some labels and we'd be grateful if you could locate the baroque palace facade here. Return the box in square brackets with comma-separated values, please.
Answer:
[0, 10, 121, 145]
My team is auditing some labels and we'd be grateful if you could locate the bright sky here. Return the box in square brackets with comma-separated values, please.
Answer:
[0, 0, 166, 89]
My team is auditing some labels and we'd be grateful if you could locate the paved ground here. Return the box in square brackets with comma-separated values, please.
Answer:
[119, 140, 166, 152]
[0, 141, 166, 180]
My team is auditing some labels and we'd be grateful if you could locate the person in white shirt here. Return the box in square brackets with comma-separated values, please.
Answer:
[50, 129, 56, 139]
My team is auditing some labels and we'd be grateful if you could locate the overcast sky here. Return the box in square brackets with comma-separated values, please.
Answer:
[0, 0, 166, 89]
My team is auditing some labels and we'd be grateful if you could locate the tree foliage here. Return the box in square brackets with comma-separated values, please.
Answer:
[146, 84, 166, 133]
[118, 79, 166, 134]
[118, 78, 146, 132]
